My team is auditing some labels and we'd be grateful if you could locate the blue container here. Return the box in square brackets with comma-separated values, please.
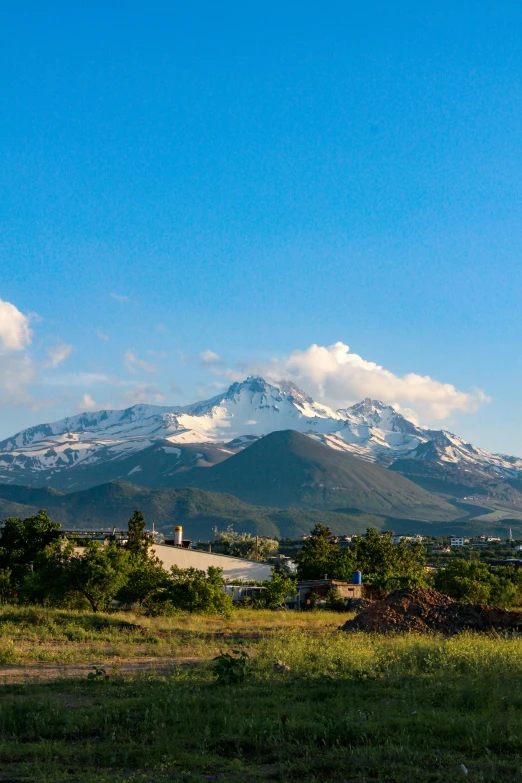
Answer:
[352, 570, 362, 585]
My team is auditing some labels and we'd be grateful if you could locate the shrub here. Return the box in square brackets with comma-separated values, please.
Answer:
[262, 569, 297, 609]
[212, 650, 250, 684]
[161, 566, 233, 616]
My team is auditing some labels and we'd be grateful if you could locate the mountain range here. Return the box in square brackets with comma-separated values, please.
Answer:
[1, 376, 522, 531]
[0, 480, 418, 539]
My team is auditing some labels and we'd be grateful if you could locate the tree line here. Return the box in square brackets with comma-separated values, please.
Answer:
[0, 511, 521, 613]
[0, 510, 295, 614]
[296, 523, 522, 606]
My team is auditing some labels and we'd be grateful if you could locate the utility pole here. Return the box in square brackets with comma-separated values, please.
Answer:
[255, 536, 259, 561]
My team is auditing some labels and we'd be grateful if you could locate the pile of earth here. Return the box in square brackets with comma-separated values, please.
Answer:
[341, 587, 522, 635]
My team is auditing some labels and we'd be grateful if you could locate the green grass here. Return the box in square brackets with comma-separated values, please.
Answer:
[0, 607, 522, 781]
[0, 606, 340, 665]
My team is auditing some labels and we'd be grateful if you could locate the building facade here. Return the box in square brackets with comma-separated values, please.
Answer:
[151, 543, 272, 582]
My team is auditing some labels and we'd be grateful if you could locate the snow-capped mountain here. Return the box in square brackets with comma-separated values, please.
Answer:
[0, 376, 520, 491]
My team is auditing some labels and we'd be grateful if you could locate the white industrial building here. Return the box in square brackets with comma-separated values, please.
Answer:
[67, 524, 273, 583]
[151, 543, 272, 582]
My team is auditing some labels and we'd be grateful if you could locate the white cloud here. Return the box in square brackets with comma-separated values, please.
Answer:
[200, 349, 224, 365]
[224, 341, 489, 421]
[0, 299, 32, 352]
[46, 342, 73, 368]
[96, 329, 109, 341]
[41, 372, 111, 387]
[124, 351, 157, 374]
[0, 300, 36, 407]
[122, 383, 166, 406]
[0, 354, 37, 406]
[110, 293, 138, 305]
[75, 393, 98, 412]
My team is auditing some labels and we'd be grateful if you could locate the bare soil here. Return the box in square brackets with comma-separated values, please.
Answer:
[0, 656, 200, 683]
[341, 587, 522, 635]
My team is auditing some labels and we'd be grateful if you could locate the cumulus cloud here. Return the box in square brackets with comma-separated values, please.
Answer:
[224, 341, 489, 421]
[0, 299, 32, 352]
[75, 393, 98, 412]
[0, 300, 36, 408]
[122, 383, 166, 406]
[199, 349, 225, 366]
[46, 342, 73, 368]
[124, 351, 157, 374]
[0, 354, 37, 406]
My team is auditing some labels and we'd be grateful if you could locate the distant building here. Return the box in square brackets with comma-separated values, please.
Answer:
[67, 526, 274, 584]
[151, 543, 272, 582]
[267, 554, 297, 572]
[503, 558, 522, 568]
[224, 585, 267, 602]
[450, 537, 465, 547]
[295, 579, 363, 608]
[392, 534, 424, 545]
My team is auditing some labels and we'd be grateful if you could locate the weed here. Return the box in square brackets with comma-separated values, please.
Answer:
[212, 649, 250, 684]
[87, 665, 108, 681]
[0, 639, 18, 665]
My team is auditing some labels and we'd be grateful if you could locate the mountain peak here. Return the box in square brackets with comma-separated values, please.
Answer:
[1, 376, 521, 493]
[223, 376, 272, 397]
[350, 398, 391, 413]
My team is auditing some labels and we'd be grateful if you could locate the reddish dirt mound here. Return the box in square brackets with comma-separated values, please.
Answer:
[341, 587, 522, 635]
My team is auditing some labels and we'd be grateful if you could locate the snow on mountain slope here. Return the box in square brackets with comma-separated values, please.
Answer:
[0, 376, 521, 488]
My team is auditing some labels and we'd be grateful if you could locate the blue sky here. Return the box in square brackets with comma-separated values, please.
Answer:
[1, 1, 521, 453]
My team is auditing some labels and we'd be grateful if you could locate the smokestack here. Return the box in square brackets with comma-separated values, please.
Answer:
[174, 526, 183, 547]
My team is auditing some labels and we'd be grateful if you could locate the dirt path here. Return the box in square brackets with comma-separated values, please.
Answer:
[0, 656, 201, 684]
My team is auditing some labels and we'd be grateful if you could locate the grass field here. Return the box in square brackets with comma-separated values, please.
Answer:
[0, 607, 521, 781]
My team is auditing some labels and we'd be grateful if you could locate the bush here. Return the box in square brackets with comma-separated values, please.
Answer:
[262, 569, 297, 609]
[160, 566, 233, 616]
[434, 559, 522, 607]
[212, 650, 250, 684]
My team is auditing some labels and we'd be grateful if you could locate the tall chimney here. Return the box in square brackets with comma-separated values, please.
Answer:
[174, 526, 183, 547]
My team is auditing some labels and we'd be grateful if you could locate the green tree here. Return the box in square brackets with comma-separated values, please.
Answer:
[119, 509, 167, 607]
[433, 559, 522, 606]
[0, 510, 61, 588]
[117, 555, 168, 608]
[164, 566, 232, 615]
[262, 568, 297, 609]
[21, 539, 74, 606]
[294, 524, 355, 580]
[489, 573, 520, 607]
[212, 527, 279, 561]
[434, 559, 492, 603]
[351, 528, 428, 595]
[61, 541, 131, 612]
[126, 510, 153, 559]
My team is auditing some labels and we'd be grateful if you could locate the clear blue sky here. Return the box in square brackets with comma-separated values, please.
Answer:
[1, 1, 521, 453]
